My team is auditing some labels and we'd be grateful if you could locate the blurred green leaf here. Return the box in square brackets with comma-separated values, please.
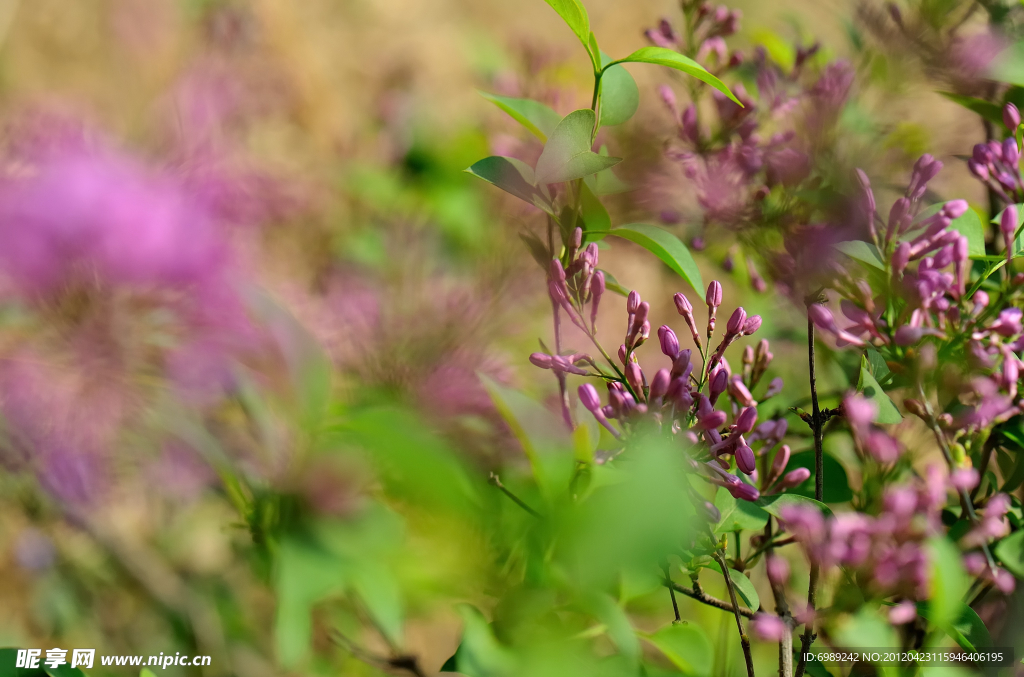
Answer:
[466, 156, 554, 213]
[834, 241, 884, 270]
[917, 600, 992, 651]
[989, 42, 1024, 87]
[707, 561, 760, 611]
[865, 345, 891, 383]
[0, 650, 52, 677]
[580, 180, 611, 236]
[926, 537, 969, 632]
[454, 604, 516, 677]
[857, 355, 902, 424]
[598, 53, 639, 127]
[478, 91, 562, 141]
[994, 529, 1024, 577]
[611, 47, 740, 105]
[755, 494, 834, 519]
[786, 451, 853, 503]
[605, 224, 704, 295]
[646, 624, 713, 676]
[582, 593, 641, 662]
[938, 92, 1003, 124]
[714, 486, 769, 533]
[750, 28, 796, 71]
[535, 110, 621, 184]
[275, 535, 346, 666]
[585, 146, 631, 195]
[599, 269, 630, 297]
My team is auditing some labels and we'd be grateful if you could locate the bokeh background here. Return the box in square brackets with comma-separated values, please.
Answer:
[0, 0, 1018, 675]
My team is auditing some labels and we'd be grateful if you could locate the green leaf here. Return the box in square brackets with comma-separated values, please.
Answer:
[612, 47, 741, 105]
[755, 493, 834, 520]
[994, 529, 1024, 577]
[938, 92, 1003, 124]
[865, 345, 891, 382]
[542, 0, 593, 62]
[580, 180, 611, 236]
[989, 41, 1024, 88]
[605, 224, 704, 295]
[707, 561, 760, 611]
[275, 536, 346, 667]
[951, 207, 986, 258]
[926, 537, 969, 631]
[583, 593, 641, 661]
[598, 52, 639, 127]
[713, 486, 769, 533]
[786, 451, 853, 503]
[0, 650, 48, 677]
[477, 91, 562, 141]
[834, 240, 884, 270]
[520, 231, 551, 268]
[857, 354, 902, 424]
[465, 156, 553, 213]
[534, 110, 621, 184]
[454, 604, 516, 676]
[917, 600, 992, 651]
[599, 269, 630, 297]
[646, 624, 713, 677]
[585, 146, 631, 195]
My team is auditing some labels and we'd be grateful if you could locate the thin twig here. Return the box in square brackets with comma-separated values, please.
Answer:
[712, 549, 756, 677]
[664, 579, 757, 619]
[489, 472, 541, 518]
[765, 519, 794, 677]
[329, 630, 427, 677]
[794, 304, 825, 677]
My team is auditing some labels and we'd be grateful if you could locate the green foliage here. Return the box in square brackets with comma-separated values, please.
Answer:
[857, 354, 903, 424]
[713, 486, 769, 533]
[786, 451, 853, 503]
[755, 493, 834, 519]
[478, 91, 562, 141]
[465, 156, 554, 212]
[645, 624, 713, 676]
[834, 240, 884, 270]
[994, 528, 1024, 577]
[541, 0, 597, 68]
[707, 560, 760, 611]
[597, 53, 639, 127]
[535, 110, 621, 184]
[602, 224, 705, 295]
[610, 47, 741, 105]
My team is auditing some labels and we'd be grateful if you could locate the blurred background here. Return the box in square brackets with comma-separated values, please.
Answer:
[0, 0, 1017, 675]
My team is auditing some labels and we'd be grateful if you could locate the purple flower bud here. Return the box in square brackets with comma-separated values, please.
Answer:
[888, 197, 911, 239]
[658, 85, 678, 117]
[625, 361, 644, 395]
[892, 241, 910, 277]
[729, 377, 755, 407]
[779, 467, 811, 489]
[701, 500, 721, 522]
[742, 315, 762, 335]
[1004, 138, 1020, 166]
[649, 368, 671, 400]
[995, 568, 1016, 594]
[807, 304, 838, 333]
[865, 431, 901, 462]
[771, 444, 791, 479]
[529, 353, 553, 369]
[894, 325, 924, 346]
[942, 199, 968, 220]
[681, 105, 699, 143]
[706, 280, 723, 309]
[888, 601, 917, 625]
[736, 443, 756, 474]
[550, 258, 566, 282]
[735, 406, 758, 434]
[658, 325, 680, 358]
[766, 555, 789, 586]
[844, 394, 877, 427]
[618, 344, 628, 365]
[578, 383, 601, 412]
[591, 270, 605, 328]
[950, 468, 980, 491]
[1004, 103, 1021, 132]
[728, 481, 760, 501]
[764, 377, 783, 398]
[674, 292, 693, 315]
[726, 307, 747, 335]
[751, 614, 788, 642]
[709, 368, 729, 404]
[696, 409, 727, 430]
[967, 159, 989, 181]
[627, 290, 641, 313]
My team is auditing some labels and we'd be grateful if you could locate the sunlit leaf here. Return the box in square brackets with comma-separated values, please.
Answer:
[580, 180, 611, 236]
[755, 493, 834, 519]
[599, 269, 630, 297]
[834, 240, 884, 270]
[604, 224, 704, 295]
[535, 110, 621, 184]
[786, 451, 853, 503]
[646, 624, 713, 677]
[612, 47, 740, 105]
[857, 354, 902, 424]
[714, 486, 769, 533]
[938, 92, 1003, 124]
[598, 52, 639, 127]
[926, 537, 969, 631]
[478, 91, 562, 141]
[542, 0, 595, 65]
[707, 560, 760, 611]
[950, 207, 985, 258]
[995, 529, 1024, 577]
[466, 156, 554, 213]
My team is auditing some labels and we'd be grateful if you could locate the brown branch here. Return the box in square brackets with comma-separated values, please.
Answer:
[713, 549, 756, 677]
[664, 579, 756, 619]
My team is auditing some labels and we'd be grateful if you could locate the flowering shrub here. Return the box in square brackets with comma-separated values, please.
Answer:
[3, 1, 1024, 677]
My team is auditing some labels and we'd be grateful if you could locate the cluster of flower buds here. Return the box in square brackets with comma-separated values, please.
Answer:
[543, 227, 605, 339]
[844, 394, 903, 463]
[644, 2, 742, 68]
[967, 104, 1023, 205]
[561, 280, 809, 512]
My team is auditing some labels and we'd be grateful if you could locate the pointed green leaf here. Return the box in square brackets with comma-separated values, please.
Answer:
[465, 156, 553, 213]
[599, 268, 629, 297]
[713, 486, 769, 533]
[950, 206, 985, 258]
[926, 537, 970, 632]
[580, 180, 611, 235]
[478, 91, 562, 141]
[646, 624, 713, 677]
[834, 240, 884, 270]
[857, 354, 902, 424]
[755, 493, 834, 520]
[938, 92, 1003, 124]
[611, 47, 741, 105]
[542, 0, 592, 59]
[605, 224, 704, 295]
[585, 146, 631, 194]
[535, 109, 621, 184]
[994, 528, 1024, 577]
[598, 52, 639, 127]
[786, 451, 853, 503]
[707, 560, 760, 611]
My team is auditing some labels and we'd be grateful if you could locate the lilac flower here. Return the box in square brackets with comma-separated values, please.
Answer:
[751, 613, 789, 641]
